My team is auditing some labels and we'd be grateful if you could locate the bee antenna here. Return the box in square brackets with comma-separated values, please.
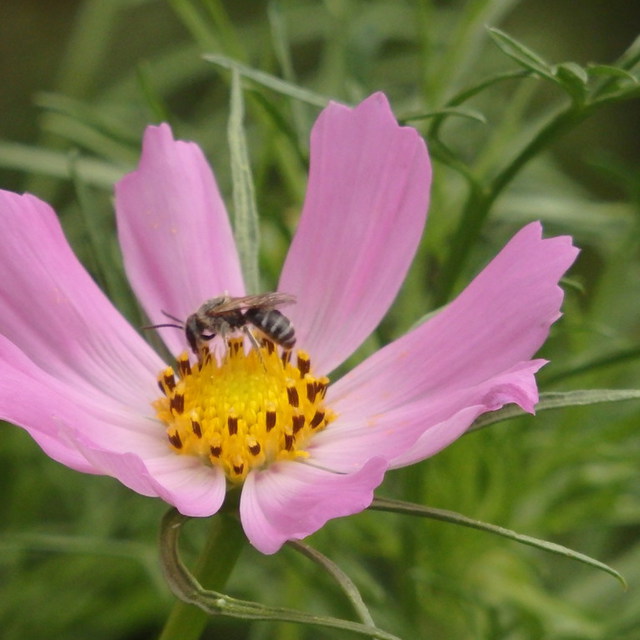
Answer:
[141, 322, 184, 332]
[161, 310, 184, 324]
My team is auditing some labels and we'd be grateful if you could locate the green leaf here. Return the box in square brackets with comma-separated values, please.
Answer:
[560, 275, 586, 295]
[167, 0, 220, 50]
[426, 69, 531, 141]
[590, 63, 640, 103]
[488, 27, 555, 82]
[371, 498, 627, 588]
[159, 510, 246, 640]
[69, 154, 128, 307]
[588, 64, 639, 84]
[248, 89, 307, 164]
[135, 61, 174, 124]
[439, 69, 532, 107]
[614, 33, 640, 72]
[470, 389, 640, 432]
[205, 53, 333, 108]
[0, 532, 158, 579]
[544, 347, 640, 384]
[288, 541, 375, 627]
[160, 510, 401, 640]
[228, 69, 260, 293]
[586, 37, 640, 101]
[402, 106, 487, 125]
[35, 92, 139, 148]
[555, 61, 589, 85]
[0, 141, 124, 187]
[267, 0, 309, 141]
[592, 82, 640, 106]
[553, 62, 589, 102]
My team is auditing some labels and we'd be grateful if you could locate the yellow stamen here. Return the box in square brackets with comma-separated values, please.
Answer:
[153, 338, 336, 483]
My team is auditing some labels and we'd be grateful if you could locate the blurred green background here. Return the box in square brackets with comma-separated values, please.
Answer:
[0, 1, 639, 639]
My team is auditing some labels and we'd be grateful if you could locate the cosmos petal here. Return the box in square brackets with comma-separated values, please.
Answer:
[0, 328, 226, 514]
[0, 333, 227, 516]
[115, 124, 245, 356]
[310, 360, 544, 471]
[0, 190, 163, 411]
[144, 456, 227, 517]
[329, 222, 578, 415]
[75, 437, 227, 517]
[388, 360, 543, 467]
[0, 334, 121, 474]
[279, 93, 431, 375]
[239, 457, 388, 554]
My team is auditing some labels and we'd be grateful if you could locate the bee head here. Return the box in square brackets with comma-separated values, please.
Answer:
[184, 315, 202, 354]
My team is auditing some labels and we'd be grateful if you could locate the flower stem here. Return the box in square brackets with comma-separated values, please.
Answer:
[158, 511, 246, 640]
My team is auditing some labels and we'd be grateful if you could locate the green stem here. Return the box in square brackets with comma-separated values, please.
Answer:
[158, 511, 246, 640]
[434, 104, 586, 306]
[158, 509, 398, 639]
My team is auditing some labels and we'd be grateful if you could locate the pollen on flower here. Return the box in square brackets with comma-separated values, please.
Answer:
[153, 338, 336, 483]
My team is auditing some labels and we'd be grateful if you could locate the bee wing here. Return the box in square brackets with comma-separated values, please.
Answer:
[207, 292, 296, 314]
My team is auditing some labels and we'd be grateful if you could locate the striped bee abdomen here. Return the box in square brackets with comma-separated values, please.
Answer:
[244, 307, 296, 349]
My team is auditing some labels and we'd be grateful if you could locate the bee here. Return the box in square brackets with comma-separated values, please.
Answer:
[150, 292, 296, 356]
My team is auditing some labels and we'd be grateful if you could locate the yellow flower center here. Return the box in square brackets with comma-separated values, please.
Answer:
[153, 338, 335, 483]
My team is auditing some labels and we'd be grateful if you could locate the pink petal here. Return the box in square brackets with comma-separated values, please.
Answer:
[75, 437, 227, 517]
[310, 360, 544, 471]
[115, 124, 245, 356]
[0, 335, 226, 516]
[279, 93, 431, 375]
[239, 457, 388, 554]
[0, 334, 124, 473]
[0, 190, 163, 411]
[0, 333, 160, 459]
[144, 456, 227, 517]
[329, 222, 578, 415]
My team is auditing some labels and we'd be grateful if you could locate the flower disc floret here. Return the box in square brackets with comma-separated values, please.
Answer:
[154, 338, 335, 483]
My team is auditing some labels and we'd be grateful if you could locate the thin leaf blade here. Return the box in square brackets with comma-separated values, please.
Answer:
[371, 498, 626, 588]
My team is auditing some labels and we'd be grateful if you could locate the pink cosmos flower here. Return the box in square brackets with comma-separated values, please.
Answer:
[0, 93, 577, 554]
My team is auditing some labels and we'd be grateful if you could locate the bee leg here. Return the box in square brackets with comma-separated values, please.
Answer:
[243, 326, 266, 369]
[190, 332, 217, 364]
